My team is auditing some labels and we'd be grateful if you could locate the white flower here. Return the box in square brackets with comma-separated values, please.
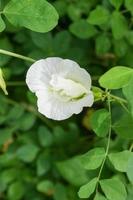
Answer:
[26, 58, 94, 120]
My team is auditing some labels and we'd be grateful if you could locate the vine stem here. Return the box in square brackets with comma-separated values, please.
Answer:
[7, 81, 25, 86]
[96, 92, 112, 189]
[0, 49, 36, 63]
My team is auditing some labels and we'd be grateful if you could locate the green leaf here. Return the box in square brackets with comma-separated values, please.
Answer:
[113, 39, 128, 57]
[36, 151, 51, 176]
[109, 0, 123, 10]
[99, 66, 133, 89]
[111, 11, 128, 39]
[0, 15, 6, 32]
[91, 109, 110, 137]
[0, 128, 14, 146]
[100, 178, 127, 200]
[0, 37, 13, 66]
[94, 193, 107, 200]
[1, 168, 18, 184]
[78, 178, 97, 198]
[87, 6, 110, 25]
[18, 113, 36, 131]
[53, 31, 71, 53]
[8, 181, 25, 200]
[69, 19, 97, 39]
[123, 76, 133, 117]
[37, 180, 54, 195]
[108, 150, 132, 172]
[3, 0, 59, 33]
[95, 34, 111, 55]
[125, 0, 133, 14]
[53, 183, 68, 200]
[80, 148, 105, 170]
[126, 154, 133, 183]
[16, 144, 40, 162]
[56, 157, 89, 186]
[38, 126, 53, 147]
[126, 31, 133, 45]
[113, 114, 133, 139]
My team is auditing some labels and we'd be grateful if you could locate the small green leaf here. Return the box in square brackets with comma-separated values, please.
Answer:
[108, 150, 132, 172]
[56, 157, 89, 186]
[111, 11, 128, 39]
[123, 76, 133, 118]
[91, 109, 110, 137]
[126, 31, 133, 45]
[3, 0, 59, 33]
[113, 114, 133, 139]
[95, 34, 111, 55]
[94, 193, 107, 200]
[53, 183, 68, 200]
[16, 144, 40, 162]
[113, 39, 128, 57]
[0, 15, 6, 32]
[125, 0, 133, 14]
[36, 152, 51, 176]
[100, 178, 127, 200]
[69, 19, 97, 39]
[18, 113, 36, 131]
[87, 6, 110, 25]
[109, 0, 123, 10]
[126, 154, 133, 183]
[78, 178, 97, 198]
[99, 66, 133, 89]
[80, 148, 105, 170]
[37, 180, 54, 195]
[38, 126, 53, 147]
[8, 181, 25, 200]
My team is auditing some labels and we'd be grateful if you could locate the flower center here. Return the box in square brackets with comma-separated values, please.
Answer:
[50, 74, 88, 101]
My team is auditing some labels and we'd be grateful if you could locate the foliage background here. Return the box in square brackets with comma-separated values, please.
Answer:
[0, 0, 133, 199]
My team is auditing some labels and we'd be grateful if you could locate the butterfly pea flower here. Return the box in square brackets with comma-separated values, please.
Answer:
[26, 58, 94, 120]
[0, 68, 8, 95]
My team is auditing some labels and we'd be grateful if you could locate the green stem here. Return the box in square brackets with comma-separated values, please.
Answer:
[129, 143, 133, 152]
[0, 49, 36, 63]
[7, 81, 26, 86]
[96, 93, 112, 188]
[109, 94, 127, 104]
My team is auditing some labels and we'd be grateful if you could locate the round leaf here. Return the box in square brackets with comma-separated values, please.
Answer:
[3, 0, 59, 33]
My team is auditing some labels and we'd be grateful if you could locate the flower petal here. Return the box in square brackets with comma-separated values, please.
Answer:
[26, 57, 63, 92]
[36, 90, 94, 120]
[61, 59, 92, 90]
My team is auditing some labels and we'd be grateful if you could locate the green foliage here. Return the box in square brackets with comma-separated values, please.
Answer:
[0, 0, 133, 199]
[78, 178, 97, 198]
[69, 19, 97, 39]
[100, 178, 127, 200]
[108, 151, 132, 172]
[126, 155, 133, 183]
[3, 0, 59, 32]
[113, 114, 133, 139]
[94, 193, 107, 200]
[88, 6, 110, 25]
[109, 0, 123, 10]
[0, 15, 6, 32]
[56, 157, 89, 186]
[16, 144, 40, 162]
[99, 66, 133, 89]
[80, 148, 105, 170]
[123, 76, 133, 117]
[91, 109, 110, 137]
[7, 181, 25, 200]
